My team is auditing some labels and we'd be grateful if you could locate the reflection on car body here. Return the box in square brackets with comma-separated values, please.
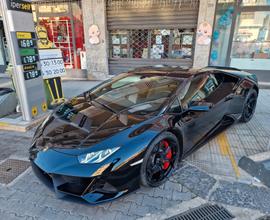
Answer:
[30, 65, 259, 204]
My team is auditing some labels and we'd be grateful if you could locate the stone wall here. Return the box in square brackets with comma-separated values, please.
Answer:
[82, 0, 109, 80]
[193, 0, 217, 69]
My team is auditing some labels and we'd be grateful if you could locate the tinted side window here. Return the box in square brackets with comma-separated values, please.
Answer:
[205, 72, 238, 103]
[181, 74, 220, 108]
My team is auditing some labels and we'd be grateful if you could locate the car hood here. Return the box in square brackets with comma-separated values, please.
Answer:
[34, 97, 150, 152]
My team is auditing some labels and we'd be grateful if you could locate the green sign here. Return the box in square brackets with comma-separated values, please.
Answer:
[19, 48, 37, 56]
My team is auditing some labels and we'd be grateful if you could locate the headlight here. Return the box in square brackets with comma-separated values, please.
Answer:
[78, 147, 120, 164]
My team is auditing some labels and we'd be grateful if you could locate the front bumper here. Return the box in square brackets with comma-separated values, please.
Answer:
[31, 159, 140, 204]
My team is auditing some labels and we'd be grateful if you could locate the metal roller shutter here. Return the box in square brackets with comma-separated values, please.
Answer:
[107, 0, 199, 74]
[107, 0, 199, 30]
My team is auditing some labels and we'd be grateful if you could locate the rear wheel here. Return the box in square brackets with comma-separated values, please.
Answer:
[140, 132, 180, 187]
[240, 89, 258, 123]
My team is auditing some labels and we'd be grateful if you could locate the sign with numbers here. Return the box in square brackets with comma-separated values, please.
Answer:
[24, 70, 41, 80]
[15, 31, 40, 78]
[39, 49, 66, 79]
[2, 0, 47, 121]
[18, 39, 36, 48]
[21, 54, 39, 65]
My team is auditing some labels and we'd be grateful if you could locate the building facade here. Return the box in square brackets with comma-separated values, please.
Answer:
[210, 0, 270, 82]
[1, 0, 269, 81]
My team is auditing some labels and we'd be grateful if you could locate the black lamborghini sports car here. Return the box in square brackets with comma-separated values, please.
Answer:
[30, 65, 258, 204]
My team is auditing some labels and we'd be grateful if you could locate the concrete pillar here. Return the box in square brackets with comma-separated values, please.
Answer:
[193, 0, 217, 69]
[82, 0, 109, 80]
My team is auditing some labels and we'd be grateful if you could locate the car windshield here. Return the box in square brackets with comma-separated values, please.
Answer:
[89, 74, 183, 115]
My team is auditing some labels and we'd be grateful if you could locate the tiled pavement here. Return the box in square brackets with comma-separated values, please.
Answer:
[187, 89, 270, 183]
[0, 89, 270, 219]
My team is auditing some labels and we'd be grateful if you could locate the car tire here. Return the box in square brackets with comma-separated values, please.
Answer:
[140, 132, 180, 187]
[240, 89, 258, 123]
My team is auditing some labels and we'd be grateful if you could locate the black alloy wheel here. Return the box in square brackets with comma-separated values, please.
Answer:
[240, 89, 258, 123]
[140, 132, 180, 187]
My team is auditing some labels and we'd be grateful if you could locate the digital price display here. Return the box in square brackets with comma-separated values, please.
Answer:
[18, 39, 36, 48]
[21, 55, 39, 65]
[24, 70, 41, 81]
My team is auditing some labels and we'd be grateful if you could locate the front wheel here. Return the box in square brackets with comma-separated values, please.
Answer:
[240, 89, 258, 123]
[140, 132, 180, 187]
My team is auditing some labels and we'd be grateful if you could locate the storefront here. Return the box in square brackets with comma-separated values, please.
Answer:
[210, 0, 270, 79]
[31, 0, 85, 77]
[106, 0, 199, 75]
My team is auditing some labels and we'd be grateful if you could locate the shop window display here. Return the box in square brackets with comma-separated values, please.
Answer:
[110, 29, 195, 60]
[242, 0, 270, 6]
[230, 11, 270, 70]
[32, 1, 85, 69]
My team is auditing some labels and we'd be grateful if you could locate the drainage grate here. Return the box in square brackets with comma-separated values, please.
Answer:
[167, 204, 234, 220]
[0, 159, 30, 184]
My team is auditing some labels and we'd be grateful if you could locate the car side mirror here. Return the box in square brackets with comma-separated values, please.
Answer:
[188, 101, 213, 112]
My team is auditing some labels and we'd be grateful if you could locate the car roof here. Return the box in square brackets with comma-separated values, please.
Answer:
[127, 65, 197, 79]
[127, 65, 253, 82]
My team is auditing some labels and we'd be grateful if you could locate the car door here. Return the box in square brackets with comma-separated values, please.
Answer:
[179, 73, 225, 152]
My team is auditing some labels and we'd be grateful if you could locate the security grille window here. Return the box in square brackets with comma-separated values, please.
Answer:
[109, 29, 195, 60]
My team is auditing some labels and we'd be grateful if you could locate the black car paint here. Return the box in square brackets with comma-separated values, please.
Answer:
[30, 66, 258, 204]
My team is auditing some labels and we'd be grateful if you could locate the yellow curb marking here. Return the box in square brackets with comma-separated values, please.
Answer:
[217, 132, 240, 178]
[0, 122, 9, 126]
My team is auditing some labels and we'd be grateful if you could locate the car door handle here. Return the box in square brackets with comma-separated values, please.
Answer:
[225, 94, 234, 102]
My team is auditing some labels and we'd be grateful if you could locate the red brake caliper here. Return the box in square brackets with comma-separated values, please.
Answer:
[162, 140, 172, 170]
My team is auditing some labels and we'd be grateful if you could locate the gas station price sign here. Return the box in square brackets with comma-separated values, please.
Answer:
[18, 39, 36, 48]
[24, 70, 41, 81]
[16, 32, 36, 48]
[15, 31, 40, 80]
[21, 55, 39, 65]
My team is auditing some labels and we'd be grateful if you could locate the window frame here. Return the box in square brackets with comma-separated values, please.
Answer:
[180, 72, 223, 110]
[166, 95, 183, 114]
